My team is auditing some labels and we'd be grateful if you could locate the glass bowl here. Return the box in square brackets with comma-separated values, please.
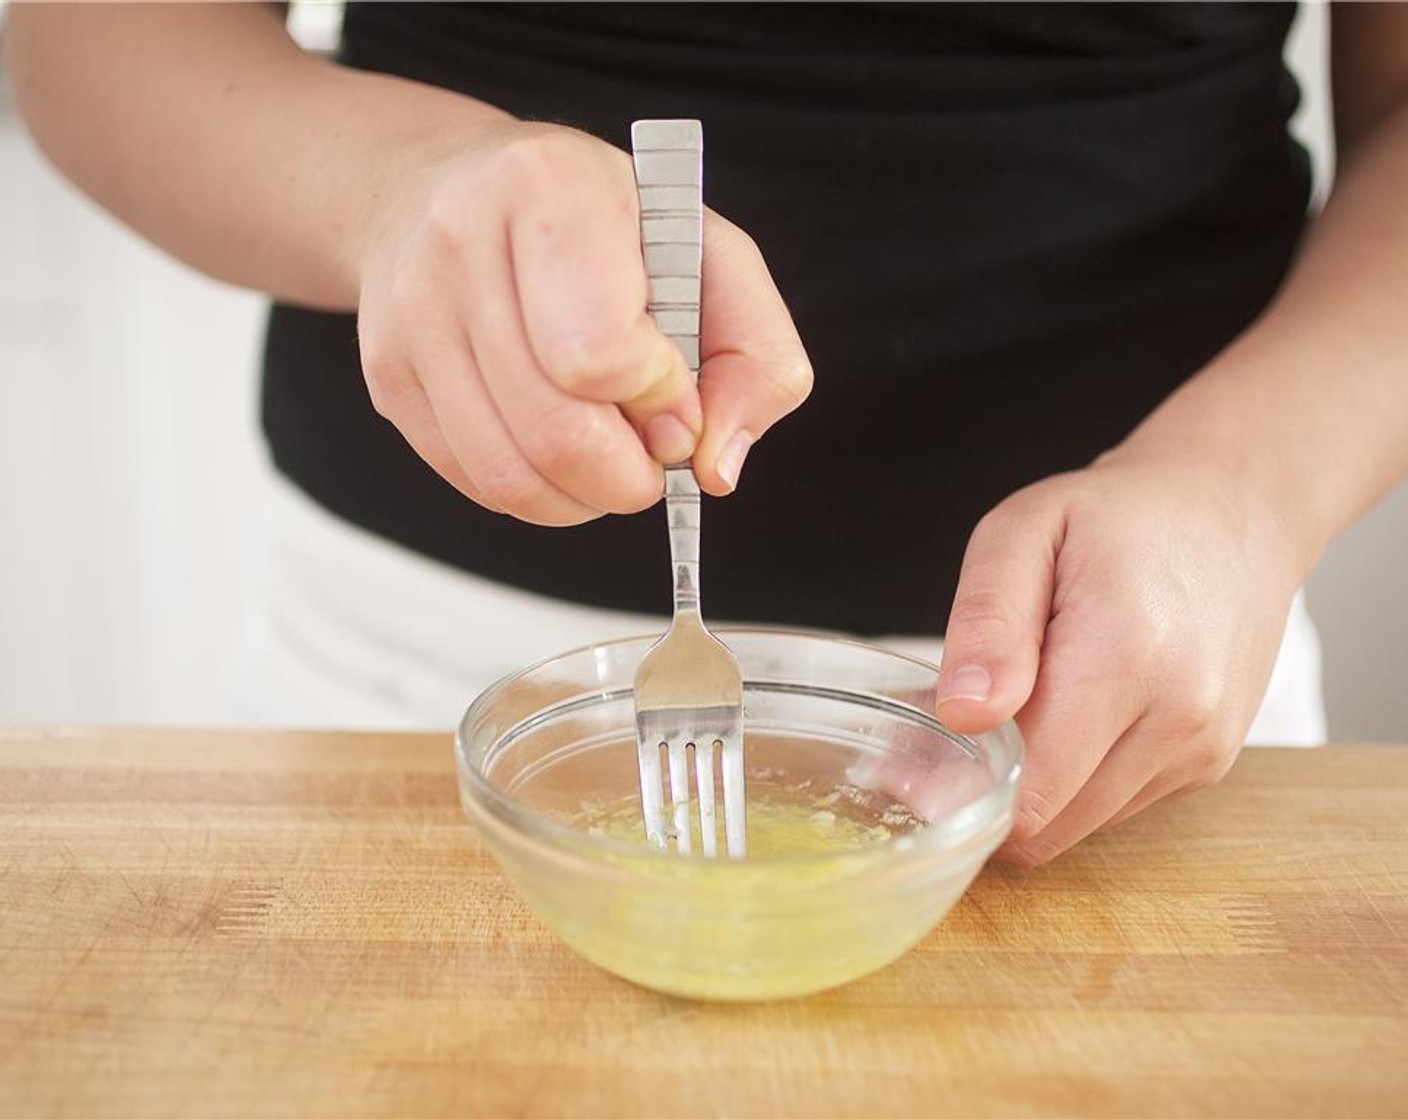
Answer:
[455, 630, 1022, 1001]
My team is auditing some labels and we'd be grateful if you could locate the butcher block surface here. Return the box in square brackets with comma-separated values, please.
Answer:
[1, 726, 1405, 1118]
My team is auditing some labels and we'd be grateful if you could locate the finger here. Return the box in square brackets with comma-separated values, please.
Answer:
[1023, 688, 1246, 854]
[935, 496, 1060, 733]
[846, 735, 999, 825]
[999, 598, 1153, 847]
[410, 316, 601, 526]
[360, 343, 505, 514]
[464, 221, 666, 515]
[1102, 742, 1241, 832]
[692, 212, 814, 495]
[495, 130, 702, 456]
[993, 721, 1162, 867]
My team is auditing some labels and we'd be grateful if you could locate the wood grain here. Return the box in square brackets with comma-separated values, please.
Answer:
[1, 726, 1405, 1118]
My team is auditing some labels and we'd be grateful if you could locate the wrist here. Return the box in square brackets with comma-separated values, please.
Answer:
[302, 66, 519, 307]
[1099, 361, 1330, 586]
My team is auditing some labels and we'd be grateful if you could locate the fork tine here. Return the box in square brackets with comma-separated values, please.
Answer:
[695, 741, 718, 858]
[638, 737, 668, 849]
[721, 738, 747, 858]
[667, 740, 692, 855]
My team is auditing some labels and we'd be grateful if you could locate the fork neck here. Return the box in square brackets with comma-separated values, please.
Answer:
[664, 465, 702, 616]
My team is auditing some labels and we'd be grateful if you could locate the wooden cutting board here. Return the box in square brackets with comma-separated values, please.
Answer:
[1, 726, 1405, 1118]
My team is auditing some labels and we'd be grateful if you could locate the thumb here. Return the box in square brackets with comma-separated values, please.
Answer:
[937, 499, 1060, 734]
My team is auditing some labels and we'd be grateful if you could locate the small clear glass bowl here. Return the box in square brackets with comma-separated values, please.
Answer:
[455, 630, 1022, 1001]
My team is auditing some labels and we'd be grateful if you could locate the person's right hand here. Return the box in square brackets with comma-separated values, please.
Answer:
[355, 121, 813, 525]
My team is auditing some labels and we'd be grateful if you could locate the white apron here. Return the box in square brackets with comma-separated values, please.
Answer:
[232, 476, 1326, 746]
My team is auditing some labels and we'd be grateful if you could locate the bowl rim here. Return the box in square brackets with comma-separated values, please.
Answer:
[455, 628, 1024, 869]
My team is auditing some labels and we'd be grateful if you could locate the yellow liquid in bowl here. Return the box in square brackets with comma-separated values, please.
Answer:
[512, 779, 967, 1001]
[582, 779, 923, 855]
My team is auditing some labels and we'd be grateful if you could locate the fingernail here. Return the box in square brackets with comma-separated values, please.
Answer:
[938, 664, 991, 705]
[643, 413, 698, 464]
[716, 430, 753, 491]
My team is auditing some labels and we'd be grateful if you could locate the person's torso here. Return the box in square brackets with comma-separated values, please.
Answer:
[263, 2, 1311, 635]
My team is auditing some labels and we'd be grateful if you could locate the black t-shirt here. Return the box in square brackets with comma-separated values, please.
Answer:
[262, 2, 1310, 636]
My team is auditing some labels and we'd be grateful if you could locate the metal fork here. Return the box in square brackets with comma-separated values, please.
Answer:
[630, 119, 746, 859]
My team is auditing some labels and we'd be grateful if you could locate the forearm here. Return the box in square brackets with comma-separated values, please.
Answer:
[5, 2, 513, 309]
[1110, 102, 1408, 578]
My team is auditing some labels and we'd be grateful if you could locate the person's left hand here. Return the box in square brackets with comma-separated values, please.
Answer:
[930, 447, 1306, 866]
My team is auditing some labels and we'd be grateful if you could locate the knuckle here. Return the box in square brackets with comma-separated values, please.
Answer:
[1001, 834, 1065, 870]
[1183, 729, 1238, 784]
[519, 405, 659, 515]
[361, 351, 412, 422]
[760, 352, 814, 415]
[946, 587, 1024, 642]
[496, 128, 563, 177]
[1177, 700, 1222, 745]
[475, 456, 552, 519]
[1006, 789, 1057, 846]
[608, 470, 666, 516]
[713, 216, 764, 264]
[543, 334, 632, 399]
[1145, 686, 1239, 788]
[519, 403, 608, 480]
[972, 500, 1027, 542]
[492, 127, 595, 206]
[1161, 673, 1230, 745]
[425, 189, 472, 256]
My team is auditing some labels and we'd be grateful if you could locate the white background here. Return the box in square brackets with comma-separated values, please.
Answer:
[0, 4, 1404, 737]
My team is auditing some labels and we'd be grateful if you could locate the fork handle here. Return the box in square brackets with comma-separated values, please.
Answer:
[663, 466, 700, 613]
[631, 120, 704, 616]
